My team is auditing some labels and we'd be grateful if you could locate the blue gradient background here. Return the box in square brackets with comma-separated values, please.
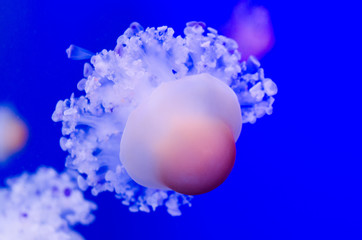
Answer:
[0, 0, 360, 239]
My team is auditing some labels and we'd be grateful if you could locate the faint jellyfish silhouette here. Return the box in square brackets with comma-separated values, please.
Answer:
[0, 105, 28, 163]
[53, 22, 277, 216]
[222, 0, 275, 60]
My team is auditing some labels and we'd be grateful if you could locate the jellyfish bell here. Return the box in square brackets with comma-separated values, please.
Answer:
[222, 0, 275, 60]
[0, 106, 28, 162]
[154, 115, 236, 195]
[120, 73, 242, 195]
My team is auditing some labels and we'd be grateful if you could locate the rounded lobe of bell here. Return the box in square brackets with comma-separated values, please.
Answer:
[154, 115, 236, 195]
[148, 73, 242, 142]
[120, 104, 168, 189]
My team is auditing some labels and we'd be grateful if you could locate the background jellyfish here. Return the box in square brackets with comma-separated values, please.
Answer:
[52, 22, 277, 216]
[0, 167, 96, 240]
[222, 0, 275, 60]
[0, 105, 28, 163]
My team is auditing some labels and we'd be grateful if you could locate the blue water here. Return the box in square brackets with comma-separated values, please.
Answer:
[0, 0, 360, 239]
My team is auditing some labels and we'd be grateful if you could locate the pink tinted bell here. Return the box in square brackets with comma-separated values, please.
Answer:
[120, 73, 242, 195]
[0, 107, 28, 162]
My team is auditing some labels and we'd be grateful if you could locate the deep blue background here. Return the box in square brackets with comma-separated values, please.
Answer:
[1, 0, 361, 239]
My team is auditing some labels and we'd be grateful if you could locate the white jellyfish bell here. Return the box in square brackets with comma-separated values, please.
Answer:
[120, 73, 242, 195]
[53, 22, 277, 215]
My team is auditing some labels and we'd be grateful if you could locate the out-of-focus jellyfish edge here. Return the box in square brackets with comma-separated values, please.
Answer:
[222, 0, 275, 60]
[0, 167, 96, 240]
[0, 105, 28, 164]
[52, 21, 277, 216]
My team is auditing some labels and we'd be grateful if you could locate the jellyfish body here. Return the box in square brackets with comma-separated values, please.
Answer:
[120, 73, 242, 195]
[223, 0, 275, 60]
[0, 106, 28, 162]
[53, 22, 277, 215]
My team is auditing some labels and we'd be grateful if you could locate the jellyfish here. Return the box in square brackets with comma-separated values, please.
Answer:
[222, 0, 275, 60]
[0, 105, 28, 162]
[0, 167, 96, 240]
[53, 22, 277, 215]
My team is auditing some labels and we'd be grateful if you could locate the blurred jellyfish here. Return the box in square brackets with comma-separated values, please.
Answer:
[0, 167, 96, 240]
[0, 105, 28, 163]
[52, 22, 277, 216]
[222, 0, 275, 60]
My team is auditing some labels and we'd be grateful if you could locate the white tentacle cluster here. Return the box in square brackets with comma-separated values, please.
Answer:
[0, 167, 96, 240]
